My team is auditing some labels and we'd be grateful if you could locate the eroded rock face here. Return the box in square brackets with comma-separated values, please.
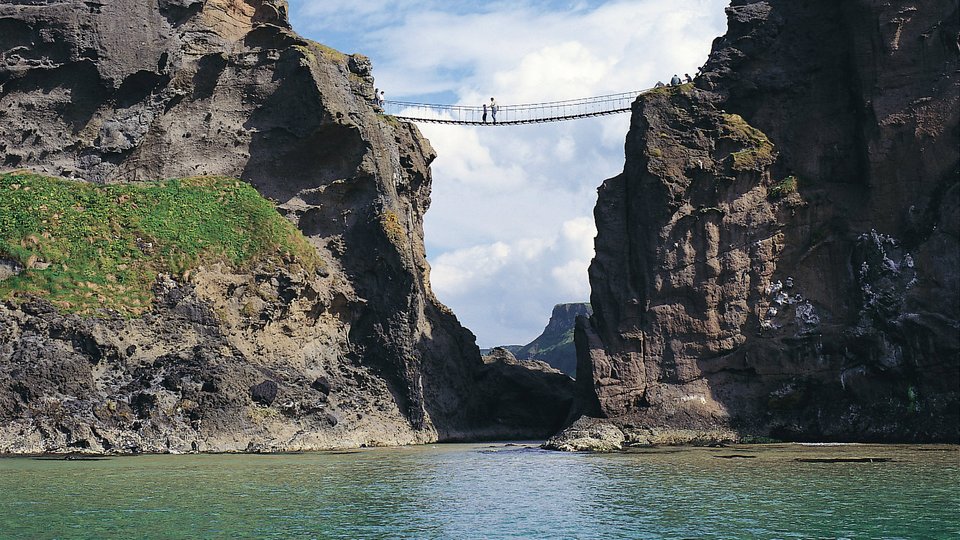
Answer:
[577, 0, 959, 443]
[0, 0, 554, 453]
[542, 417, 625, 453]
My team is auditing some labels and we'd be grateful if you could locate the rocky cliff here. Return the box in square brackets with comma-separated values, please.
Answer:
[575, 0, 959, 443]
[0, 0, 568, 453]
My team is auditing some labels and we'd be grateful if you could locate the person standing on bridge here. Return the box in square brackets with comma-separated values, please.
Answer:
[670, 74, 682, 86]
[482, 103, 488, 124]
[490, 97, 498, 124]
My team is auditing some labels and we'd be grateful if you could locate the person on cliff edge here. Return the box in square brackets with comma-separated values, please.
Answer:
[670, 74, 682, 86]
[684, 73, 693, 83]
[490, 97, 498, 124]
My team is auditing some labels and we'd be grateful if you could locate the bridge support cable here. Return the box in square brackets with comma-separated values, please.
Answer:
[380, 89, 650, 125]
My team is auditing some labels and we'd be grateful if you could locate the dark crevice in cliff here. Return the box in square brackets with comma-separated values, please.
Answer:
[192, 53, 228, 100]
[158, 0, 202, 27]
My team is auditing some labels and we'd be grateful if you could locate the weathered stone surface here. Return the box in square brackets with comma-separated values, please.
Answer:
[578, 0, 959, 443]
[546, 415, 738, 451]
[0, 0, 554, 453]
[542, 417, 625, 452]
[0, 259, 22, 281]
[249, 380, 279, 406]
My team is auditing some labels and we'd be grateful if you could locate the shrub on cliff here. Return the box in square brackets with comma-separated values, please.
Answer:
[768, 175, 799, 200]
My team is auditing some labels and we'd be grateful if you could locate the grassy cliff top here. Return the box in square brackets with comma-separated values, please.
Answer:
[0, 172, 321, 316]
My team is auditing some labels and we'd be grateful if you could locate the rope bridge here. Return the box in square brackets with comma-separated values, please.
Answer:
[381, 89, 648, 126]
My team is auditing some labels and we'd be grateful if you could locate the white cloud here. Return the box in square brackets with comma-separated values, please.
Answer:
[554, 134, 576, 162]
[288, 0, 729, 346]
[491, 41, 616, 103]
[364, 0, 727, 99]
[418, 119, 615, 255]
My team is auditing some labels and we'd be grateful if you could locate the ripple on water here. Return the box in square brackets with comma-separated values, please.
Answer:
[0, 443, 957, 539]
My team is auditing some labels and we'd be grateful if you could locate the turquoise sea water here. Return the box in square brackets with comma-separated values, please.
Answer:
[1, 443, 957, 539]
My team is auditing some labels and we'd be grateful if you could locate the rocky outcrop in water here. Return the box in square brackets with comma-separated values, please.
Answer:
[573, 0, 959, 443]
[0, 0, 567, 453]
[542, 416, 625, 452]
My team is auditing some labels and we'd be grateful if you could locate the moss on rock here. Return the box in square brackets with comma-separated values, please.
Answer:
[720, 113, 777, 171]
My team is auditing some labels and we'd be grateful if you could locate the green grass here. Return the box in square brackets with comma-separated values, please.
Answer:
[720, 113, 776, 171]
[768, 175, 798, 200]
[0, 172, 321, 316]
[381, 115, 403, 128]
[294, 42, 347, 65]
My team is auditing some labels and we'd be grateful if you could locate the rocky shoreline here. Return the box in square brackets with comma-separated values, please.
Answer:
[0, 0, 956, 454]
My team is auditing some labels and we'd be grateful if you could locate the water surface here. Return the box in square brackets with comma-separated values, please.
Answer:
[1, 443, 957, 538]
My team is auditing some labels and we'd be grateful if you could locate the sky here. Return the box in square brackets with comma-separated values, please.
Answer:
[288, 0, 729, 347]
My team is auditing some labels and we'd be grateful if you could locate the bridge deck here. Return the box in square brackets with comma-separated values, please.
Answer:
[381, 89, 652, 125]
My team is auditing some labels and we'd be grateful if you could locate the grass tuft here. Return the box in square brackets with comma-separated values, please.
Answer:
[768, 175, 799, 200]
[295, 42, 347, 65]
[720, 113, 776, 171]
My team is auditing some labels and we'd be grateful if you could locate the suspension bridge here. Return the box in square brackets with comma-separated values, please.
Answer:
[381, 89, 651, 126]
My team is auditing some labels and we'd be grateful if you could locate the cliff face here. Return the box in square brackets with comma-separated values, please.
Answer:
[0, 0, 565, 453]
[578, 0, 959, 442]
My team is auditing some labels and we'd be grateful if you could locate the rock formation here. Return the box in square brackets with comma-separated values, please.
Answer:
[0, 0, 569, 453]
[575, 0, 959, 443]
[478, 347, 576, 438]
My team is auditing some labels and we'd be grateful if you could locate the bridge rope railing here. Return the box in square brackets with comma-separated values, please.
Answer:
[381, 89, 651, 125]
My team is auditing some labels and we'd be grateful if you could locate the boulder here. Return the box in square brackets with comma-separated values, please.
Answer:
[542, 417, 625, 452]
[250, 380, 279, 406]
